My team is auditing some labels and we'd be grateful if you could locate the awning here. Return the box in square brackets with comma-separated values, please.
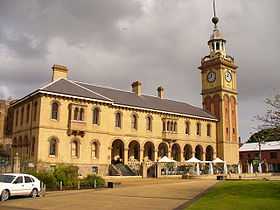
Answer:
[158, 156, 176, 163]
[212, 157, 225, 163]
[185, 157, 201, 163]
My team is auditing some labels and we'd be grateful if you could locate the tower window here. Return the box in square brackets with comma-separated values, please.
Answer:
[216, 42, 220, 50]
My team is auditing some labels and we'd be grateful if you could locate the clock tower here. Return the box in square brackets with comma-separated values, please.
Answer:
[198, 2, 239, 164]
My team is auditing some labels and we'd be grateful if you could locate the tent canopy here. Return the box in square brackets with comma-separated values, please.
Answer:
[185, 156, 201, 163]
[212, 157, 225, 163]
[158, 156, 176, 163]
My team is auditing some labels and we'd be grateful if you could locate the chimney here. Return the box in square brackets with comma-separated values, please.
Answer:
[131, 81, 142, 96]
[52, 64, 68, 81]
[157, 86, 164, 99]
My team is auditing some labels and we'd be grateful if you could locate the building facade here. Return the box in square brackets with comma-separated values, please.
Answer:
[9, 13, 239, 176]
[239, 141, 280, 173]
[0, 99, 12, 150]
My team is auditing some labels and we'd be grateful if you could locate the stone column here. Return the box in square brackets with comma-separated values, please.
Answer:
[154, 149, 158, 161]
[213, 152, 217, 160]
[140, 149, 144, 163]
[124, 148, 129, 165]
[180, 151, 184, 162]
[168, 149, 171, 159]
[157, 163, 161, 178]
[141, 162, 147, 178]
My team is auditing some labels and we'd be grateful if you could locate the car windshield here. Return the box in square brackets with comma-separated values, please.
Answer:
[0, 175, 16, 183]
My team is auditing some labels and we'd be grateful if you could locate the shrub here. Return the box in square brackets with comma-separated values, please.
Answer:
[53, 164, 79, 186]
[24, 168, 57, 188]
[81, 175, 105, 188]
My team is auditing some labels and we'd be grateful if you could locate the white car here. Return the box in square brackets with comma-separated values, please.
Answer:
[0, 173, 41, 201]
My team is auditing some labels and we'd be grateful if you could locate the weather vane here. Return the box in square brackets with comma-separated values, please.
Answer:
[212, 0, 219, 28]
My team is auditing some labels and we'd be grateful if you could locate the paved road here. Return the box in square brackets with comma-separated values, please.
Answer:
[0, 179, 217, 210]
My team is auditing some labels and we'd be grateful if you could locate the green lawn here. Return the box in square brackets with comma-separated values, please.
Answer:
[186, 180, 280, 210]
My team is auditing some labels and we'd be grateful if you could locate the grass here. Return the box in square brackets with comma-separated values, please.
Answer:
[186, 180, 280, 210]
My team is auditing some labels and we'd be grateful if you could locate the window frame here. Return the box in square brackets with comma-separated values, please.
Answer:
[51, 101, 59, 120]
[115, 111, 122, 128]
[92, 107, 100, 125]
[196, 122, 201, 136]
[49, 137, 58, 157]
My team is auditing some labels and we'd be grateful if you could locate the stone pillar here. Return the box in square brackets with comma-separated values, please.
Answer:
[202, 152, 206, 161]
[157, 163, 161, 178]
[140, 149, 144, 163]
[124, 148, 128, 165]
[180, 151, 184, 162]
[168, 149, 171, 159]
[154, 149, 158, 161]
[141, 162, 147, 178]
[213, 152, 217, 159]
[13, 153, 20, 173]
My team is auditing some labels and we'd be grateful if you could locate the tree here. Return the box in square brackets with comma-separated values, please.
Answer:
[257, 94, 280, 129]
[255, 94, 280, 141]
[247, 128, 280, 143]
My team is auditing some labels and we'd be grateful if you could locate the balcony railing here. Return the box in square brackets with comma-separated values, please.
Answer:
[162, 131, 178, 140]
[67, 120, 86, 137]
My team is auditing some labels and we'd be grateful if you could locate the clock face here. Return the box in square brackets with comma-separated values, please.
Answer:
[207, 71, 216, 83]
[225, 71, 232, 82]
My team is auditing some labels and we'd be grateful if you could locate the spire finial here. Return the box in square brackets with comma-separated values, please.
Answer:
[212, 0, 219, 27]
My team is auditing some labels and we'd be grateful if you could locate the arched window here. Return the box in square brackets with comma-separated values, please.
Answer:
[79, 108, 84, 121]
[131, 114, 137, 130]
[170, 122, 173, 131]
[185, 121, 190, 135]
[146, 116, 152, 131]
[51, 102, 59, 120]
[15, 110, 19, 126]
[174, 122, 177, 132]
[49, 138, 57, 156]
[167, 121, 170, 131]
[31, 137, 35, 156]
[26, 104, 30, 123]
[92, 107, 100, 125]
[71, 140, 79, 157]
[207, 124, 211, 137]
[20, 107, 24, 125]
[196, 123, 201, 136]
[33, 101, 38, 121]
[162, 121, 166, 131]
[74, 107, 79, 120]
[115, 112, 122, 128]
[91, 142, 99, 159]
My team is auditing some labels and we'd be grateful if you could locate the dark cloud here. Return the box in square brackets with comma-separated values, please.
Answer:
[0, 0, 279, 140]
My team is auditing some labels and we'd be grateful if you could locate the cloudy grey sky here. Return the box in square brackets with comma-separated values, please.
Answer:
[0, 0, 279, 141]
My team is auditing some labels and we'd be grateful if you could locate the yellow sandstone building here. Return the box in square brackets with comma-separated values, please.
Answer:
[9, 14, 239, 176]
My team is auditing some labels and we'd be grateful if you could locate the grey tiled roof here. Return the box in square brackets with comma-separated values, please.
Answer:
[41, 79, 111, 102]
[40, 79, 216, 120]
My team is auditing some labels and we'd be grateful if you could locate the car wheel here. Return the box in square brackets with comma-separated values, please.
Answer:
[1, 190, 9, 201]
[30, 188, 38, 198]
